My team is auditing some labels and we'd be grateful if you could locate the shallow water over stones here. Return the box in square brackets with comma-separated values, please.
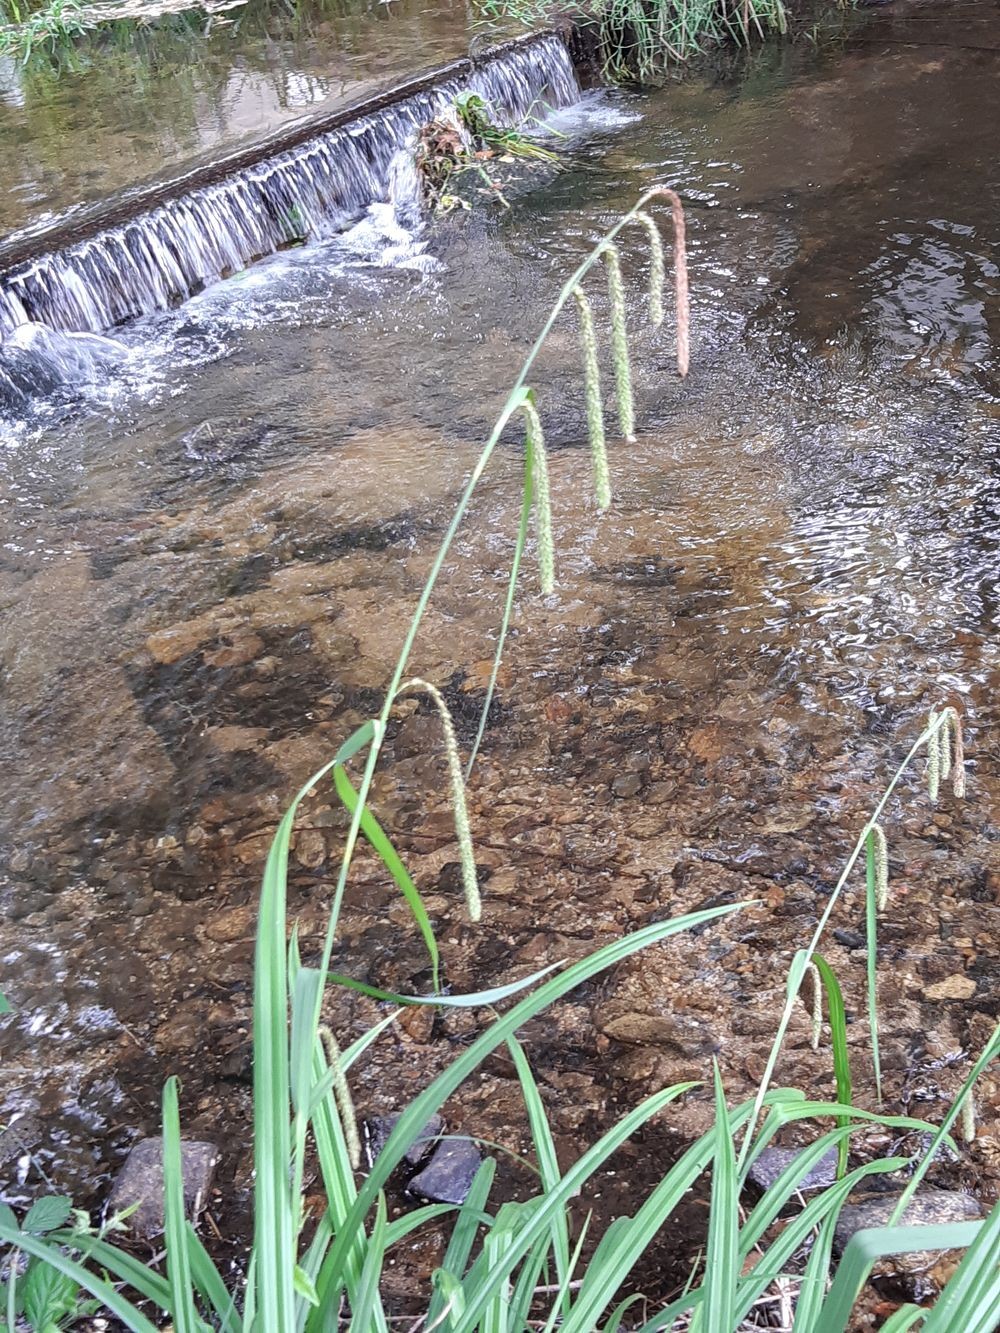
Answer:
[2, 0, 1000, 1312]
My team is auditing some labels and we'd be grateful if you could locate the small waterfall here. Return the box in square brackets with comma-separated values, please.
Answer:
[0, 34, 580, 340]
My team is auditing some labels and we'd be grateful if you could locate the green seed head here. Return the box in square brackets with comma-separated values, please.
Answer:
[869, 823, 889, 913]
[518, 397, 556, 595]
[398, 677, 481, 921]
[631, 210, 665, 328]
[602, 244, 636, 444]
[960, 1090, 977, 1144]
[940, 706, 967, 797]
[318, 1025, 361, 1170]
[926, 709, 942, 803]
[572, 285, 611, 511]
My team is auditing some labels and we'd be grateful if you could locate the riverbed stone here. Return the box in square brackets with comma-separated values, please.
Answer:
[924, 974, 977, 1002]
[145, 622, 209, 665]
[106, 1137, 218, 1240]
[294, 828, 327, 870]
[204, 903, 256, 943]
[365, 1113, 443, 1168]
[408, 1139, 482, 1205]
[746, 1144, 839, 1193]
[832, 1188, 983, 1299]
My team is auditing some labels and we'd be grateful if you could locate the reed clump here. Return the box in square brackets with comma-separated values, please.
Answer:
[477, 0, 789, 80]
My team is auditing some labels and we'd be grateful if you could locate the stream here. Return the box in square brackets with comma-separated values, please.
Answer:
[1, 0, 999, 1311]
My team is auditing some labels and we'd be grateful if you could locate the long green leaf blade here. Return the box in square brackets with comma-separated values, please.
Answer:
[0, 1220, 160, 1333]
[305, 904, 747, 1331]
[162, 1077, 199, 1333]
[702, 1062, 738, 1333]
[333, 765, 440, 992]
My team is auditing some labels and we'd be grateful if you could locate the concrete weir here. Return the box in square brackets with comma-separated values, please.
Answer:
[0, 31, 582, 338]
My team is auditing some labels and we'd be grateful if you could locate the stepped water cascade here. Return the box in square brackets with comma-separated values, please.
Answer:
[0, 33, 580, 342]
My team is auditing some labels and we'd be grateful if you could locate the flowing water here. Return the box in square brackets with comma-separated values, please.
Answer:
[1, 0, 999, 1307]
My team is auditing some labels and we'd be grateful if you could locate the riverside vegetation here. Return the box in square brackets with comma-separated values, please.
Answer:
[1, 192, 999, 1332]
[477, 0, 789, 79]
[0, 0, 245, 60]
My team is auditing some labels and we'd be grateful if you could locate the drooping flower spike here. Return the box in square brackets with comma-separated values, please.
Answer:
[602, 243, 636, 443]
[635, 186, 690, 377]
[318, 1025, 361, 1169]
[398, 677, 481, 922]
[869, 823, 889, 912]
[926, 705, 967, 802]
[630, 210, 665, 329]
[514, 395, 555, 595]
[572, 285, 611, 511]
[926, 708, 942, 802]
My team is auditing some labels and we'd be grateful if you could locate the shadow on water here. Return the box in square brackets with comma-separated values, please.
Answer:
[1, 0, 999, 1308]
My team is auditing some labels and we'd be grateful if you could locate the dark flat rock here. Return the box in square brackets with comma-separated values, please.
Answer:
[747, 1145, 840, 1194]
[365, 1114, 443, 1168]
[408, 1139, 482, 1205]
[106, 1137, 217, 1240]
[834, 1188, 981, 1256]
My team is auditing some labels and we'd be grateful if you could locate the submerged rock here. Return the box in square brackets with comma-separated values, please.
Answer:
[106, 1136, 218, 1240]
[0, 321, 125, 409]
[408, 1139, 482, 1205]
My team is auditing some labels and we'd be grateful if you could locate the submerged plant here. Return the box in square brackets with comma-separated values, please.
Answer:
[415, 90, 560, 213]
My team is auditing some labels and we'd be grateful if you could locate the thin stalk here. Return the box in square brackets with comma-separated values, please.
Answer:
[7, 1248, 18, 1332]
[292, 189, 694, 1298]
[865, 828, 883, 1104]
[321, 187, 689, 963]
[736, 710, 955, 1172]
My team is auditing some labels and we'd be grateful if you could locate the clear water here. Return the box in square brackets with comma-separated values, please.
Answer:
[1, 0, 998, 1267]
